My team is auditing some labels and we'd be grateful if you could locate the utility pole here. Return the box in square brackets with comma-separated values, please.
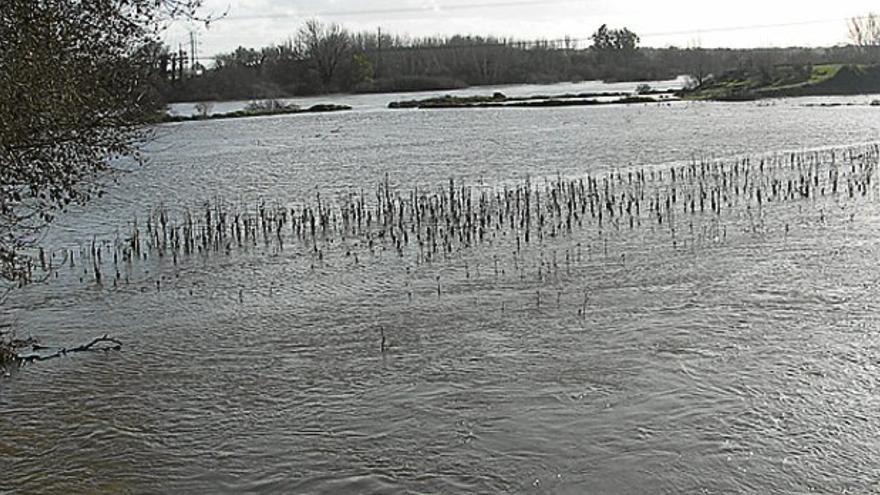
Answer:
[376, 27, 382, 80]
[189, 31, 196, 71]
[169, 52, 177, 83]
[178, 44, 187, 81]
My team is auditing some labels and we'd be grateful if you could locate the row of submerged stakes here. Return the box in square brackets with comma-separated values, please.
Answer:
[23, 143, 880, 300]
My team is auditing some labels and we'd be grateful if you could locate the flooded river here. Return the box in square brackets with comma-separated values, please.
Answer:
[3, 89, 880, 493]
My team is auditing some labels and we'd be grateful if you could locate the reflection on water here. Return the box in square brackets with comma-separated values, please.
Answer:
[3, 96, 880, 493]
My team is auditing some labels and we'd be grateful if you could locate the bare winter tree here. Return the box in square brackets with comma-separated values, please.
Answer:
[0, 0, 210, 295]
[686, 39, 711, 88]
[297, 19, 352, 87]
[849, 13, 880, 47]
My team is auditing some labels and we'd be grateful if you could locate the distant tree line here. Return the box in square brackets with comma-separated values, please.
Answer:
[151, 20, 880, 102]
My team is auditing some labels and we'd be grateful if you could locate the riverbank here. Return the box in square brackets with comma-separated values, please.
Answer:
[684, 64, 880, 101]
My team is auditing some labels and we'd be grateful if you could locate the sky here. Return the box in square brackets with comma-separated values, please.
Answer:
[164, 0, 879, 61]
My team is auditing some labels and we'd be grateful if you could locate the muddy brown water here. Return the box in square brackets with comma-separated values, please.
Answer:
[3, 95, 880, 493]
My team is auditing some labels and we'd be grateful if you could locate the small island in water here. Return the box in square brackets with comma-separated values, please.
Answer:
[389, 64, 880, 109]
[388, 87, 676, 109]
[160, 100, 352, 123]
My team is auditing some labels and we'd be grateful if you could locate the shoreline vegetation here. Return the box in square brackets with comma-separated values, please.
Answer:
[682, 63, 880, 101]
[388, 88, 675, 109]
[803, 100, 880, 107]
[160, 61, 880, 122]
[159, 101, 352, 123]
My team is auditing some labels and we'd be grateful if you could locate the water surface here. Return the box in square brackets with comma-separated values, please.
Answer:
[3, 94, 880, 494]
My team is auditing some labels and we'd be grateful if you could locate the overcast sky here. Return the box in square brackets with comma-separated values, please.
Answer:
[164, 0, 878, 60]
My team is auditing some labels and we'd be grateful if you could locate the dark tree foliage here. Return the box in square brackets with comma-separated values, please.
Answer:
[0, 0, 203, 292]
[168, 22, 704, 101]
[169, 22, 653, 101]
[590, 25, 640, 53]
[589, 24, 641, 77]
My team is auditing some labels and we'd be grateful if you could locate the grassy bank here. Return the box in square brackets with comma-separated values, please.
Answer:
[684, 64, 880, 101]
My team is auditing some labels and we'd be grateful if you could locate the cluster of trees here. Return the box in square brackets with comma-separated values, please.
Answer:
[159, 19, 880, 102]
[159, 22, 671, 101]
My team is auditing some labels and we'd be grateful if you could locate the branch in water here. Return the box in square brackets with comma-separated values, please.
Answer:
[17, 335, 123, 363]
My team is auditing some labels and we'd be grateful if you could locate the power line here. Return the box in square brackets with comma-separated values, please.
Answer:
[217, 0, 866, 33]
[221, 0, 582, 20]
[640, 17, 857, 38]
